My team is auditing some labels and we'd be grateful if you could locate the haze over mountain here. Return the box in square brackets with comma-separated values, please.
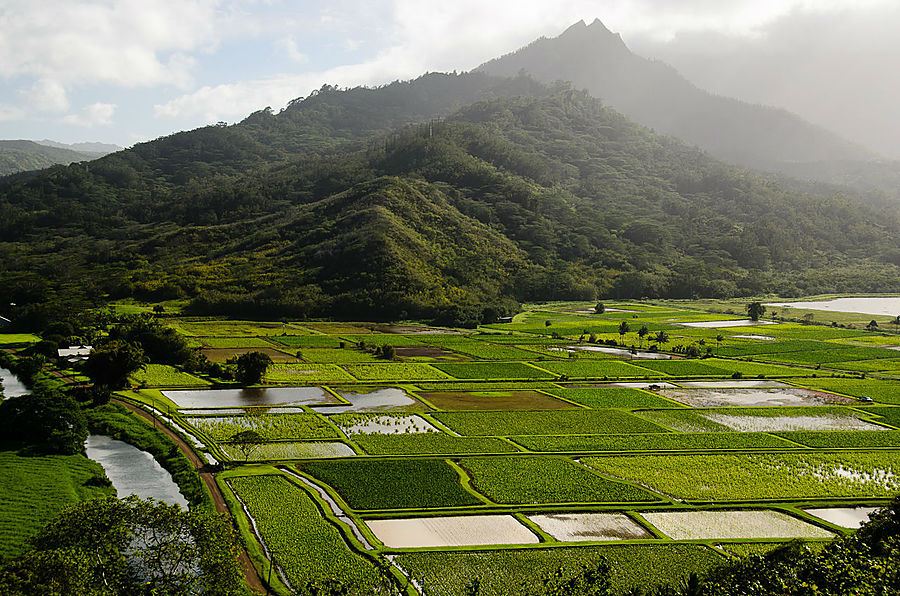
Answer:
[478, 20, 875, 175]
[0, 140, 113, 177]
[3, 72, 900, 325]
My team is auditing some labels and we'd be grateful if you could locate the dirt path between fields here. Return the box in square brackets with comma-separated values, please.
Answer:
[111, 398, 268, 594]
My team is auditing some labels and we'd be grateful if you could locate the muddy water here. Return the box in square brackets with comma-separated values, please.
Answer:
[163, 387, 337, 408]
[366, 515, 538, 548]
[528, 513, 652, 542]
[85, 435, 187, 507]
[312, 387, 422, 413]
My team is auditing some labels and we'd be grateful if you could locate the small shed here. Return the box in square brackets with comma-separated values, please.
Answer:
[58, 345, 92, 362]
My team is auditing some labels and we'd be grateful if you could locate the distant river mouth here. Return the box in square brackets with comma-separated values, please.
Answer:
[85, 435, 187, 508]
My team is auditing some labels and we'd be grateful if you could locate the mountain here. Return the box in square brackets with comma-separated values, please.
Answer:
[0, 140, 107, 176]
[36, 140, 121, 155]
[2, 74, 900, 325]
[477, 20, 874, 173]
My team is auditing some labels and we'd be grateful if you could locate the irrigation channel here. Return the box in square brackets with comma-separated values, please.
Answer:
[85, 435, 188, 507]
[0, 366, 28, 398]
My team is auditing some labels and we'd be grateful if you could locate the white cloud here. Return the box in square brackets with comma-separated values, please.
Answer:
[275, 38, 309, 63]
[63, 103, 117, 126]
[19, 78, 69, 113]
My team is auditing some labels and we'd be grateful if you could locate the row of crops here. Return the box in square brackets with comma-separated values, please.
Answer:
[125, 300, 900, 595]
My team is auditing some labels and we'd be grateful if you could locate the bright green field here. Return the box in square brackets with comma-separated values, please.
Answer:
[130, 364, 210, 387]
[227, 475, 380, 590]
[394, 544, 725, 595]
[458, 456, 661, 504]
[0, 451, 115, 559]
[582, 452, 900, 500]
[435, 409, 668, 436]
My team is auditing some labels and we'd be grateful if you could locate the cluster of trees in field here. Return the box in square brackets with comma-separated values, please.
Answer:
[3, 74, 900, 324]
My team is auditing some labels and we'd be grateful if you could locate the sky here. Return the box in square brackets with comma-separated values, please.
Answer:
[1, 0, 898, 157]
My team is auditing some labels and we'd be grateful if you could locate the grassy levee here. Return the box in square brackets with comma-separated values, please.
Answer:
[0, 450, 115, 560]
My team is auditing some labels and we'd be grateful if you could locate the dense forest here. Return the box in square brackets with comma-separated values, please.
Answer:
[0, 141, 105, 177]
[2, 73, 900, 325]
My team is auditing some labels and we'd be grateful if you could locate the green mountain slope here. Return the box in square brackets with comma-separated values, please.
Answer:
[478, 20, 873, 172]
[2, 80, 899, 324]
[0, 140, 104, 176]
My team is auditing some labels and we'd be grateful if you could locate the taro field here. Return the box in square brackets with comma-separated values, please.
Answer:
[115, 300, 900, 595]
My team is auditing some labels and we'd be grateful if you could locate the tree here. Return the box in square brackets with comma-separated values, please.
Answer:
[230, 351, 273, 385]
[594, 303, 605, 314]
[83, 341, 146, 391]
[746, 301, 766, 321]
[229, 429, 264, 461]
[638, 325, 649, 347]
[0, 496, 244, 595]
[618, 321, 630, 337]
[380, 344, 396, 360]
[867, 320, 879, 330]
[715, 334, 724, 355]
[0, 380, 87, 454]
[653, 331, 669, 347]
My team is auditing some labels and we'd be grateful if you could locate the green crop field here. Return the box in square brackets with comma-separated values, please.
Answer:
[794, 378, 900, 405]
[352, 433, 520, 455]
[543, 386, 682, 408]
[446, 343, 543, 360]
[130, 364, 210, 387]
[532, 359, 656, 378]
[394, 544, 725, 595]
[185, 413, 339, 442]
[512, 432, 799, 452]
[458, 456, 661, 504]
[227, 475, 380, 590]
[433, 362, 556, 380]
[435, 409, 668, 436]
[342, 363, 451, 381]
[299, 459, 483, 510]
[264, 363, 356, 383]
[583, 452, 900, 500]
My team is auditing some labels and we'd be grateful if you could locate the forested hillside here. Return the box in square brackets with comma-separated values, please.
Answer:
[0, 140, 104, 176]
[2, 75, 900, 325]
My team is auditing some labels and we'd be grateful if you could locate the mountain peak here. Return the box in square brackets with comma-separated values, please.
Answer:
[557, 18, 628, 52]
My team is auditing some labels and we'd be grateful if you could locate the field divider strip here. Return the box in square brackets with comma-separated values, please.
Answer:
[446, 459, 494, 505]
[512, 512, 556, 543]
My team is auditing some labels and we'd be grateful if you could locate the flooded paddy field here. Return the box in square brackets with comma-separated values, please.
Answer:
[163, 386, 338, 408]
[528, 512, 653, 541]
[659, 386, 851, 407]
[766, 296, 900, 317]
[642, 510, 833, 540]
[804, 507, 878, 528]
[367, 515, 538, 548]
[313, 387, 426, 413]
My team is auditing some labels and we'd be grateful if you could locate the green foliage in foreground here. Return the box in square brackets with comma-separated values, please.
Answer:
[435, 409, 668, 436]
[0, 451, 114, 560]
[228, 475, 383, 594]
[394, 543, 724, 595]
[582, 452, 900, 501]
[299, 459, 482, 510]
[0, 496, 245, 596]
[458, 456, 660, 504]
